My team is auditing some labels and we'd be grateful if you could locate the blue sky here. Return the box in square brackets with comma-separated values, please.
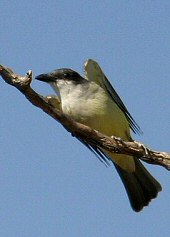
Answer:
[1, 1, 170, 236]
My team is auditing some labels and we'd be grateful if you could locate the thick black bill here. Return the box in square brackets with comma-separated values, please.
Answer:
[35, 73, 56, 82]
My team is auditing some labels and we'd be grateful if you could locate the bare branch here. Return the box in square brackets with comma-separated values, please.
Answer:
[1, 65, 170, 170]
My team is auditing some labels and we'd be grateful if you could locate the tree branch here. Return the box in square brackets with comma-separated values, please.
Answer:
[1, 65, 170, 170]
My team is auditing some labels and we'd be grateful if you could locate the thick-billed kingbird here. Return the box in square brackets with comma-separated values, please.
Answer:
[36, 59, 161, 212]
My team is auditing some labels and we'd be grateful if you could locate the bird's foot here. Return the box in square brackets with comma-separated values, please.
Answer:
[133, 140, 150, 157]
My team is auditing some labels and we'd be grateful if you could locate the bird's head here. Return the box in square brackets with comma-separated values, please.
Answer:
[35, 68, 86, 97]
[35, 68, 83, 83]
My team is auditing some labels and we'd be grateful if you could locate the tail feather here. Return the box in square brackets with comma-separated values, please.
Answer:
[114, 159, 162, 212]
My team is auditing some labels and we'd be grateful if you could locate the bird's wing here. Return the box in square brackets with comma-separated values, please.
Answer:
[84, 59, 142, 134]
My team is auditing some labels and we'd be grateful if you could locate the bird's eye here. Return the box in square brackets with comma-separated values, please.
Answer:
[63, 73, 69, 78]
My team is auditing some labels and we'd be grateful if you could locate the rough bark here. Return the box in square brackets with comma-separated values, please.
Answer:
[1, 65, 170, 170]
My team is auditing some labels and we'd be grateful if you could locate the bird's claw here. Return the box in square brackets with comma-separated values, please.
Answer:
[133, 140, 149, 157]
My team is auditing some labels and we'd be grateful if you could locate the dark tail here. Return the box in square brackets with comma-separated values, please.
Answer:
[114, 159, 162, 212]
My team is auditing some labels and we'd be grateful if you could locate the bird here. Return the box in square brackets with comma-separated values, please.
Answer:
[35, 59, 162, 212]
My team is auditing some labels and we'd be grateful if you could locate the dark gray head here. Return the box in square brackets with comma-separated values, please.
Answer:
[35, 68, 84, 83]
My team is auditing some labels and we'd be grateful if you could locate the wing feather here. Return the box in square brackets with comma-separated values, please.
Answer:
[84, 59, 142, 134]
